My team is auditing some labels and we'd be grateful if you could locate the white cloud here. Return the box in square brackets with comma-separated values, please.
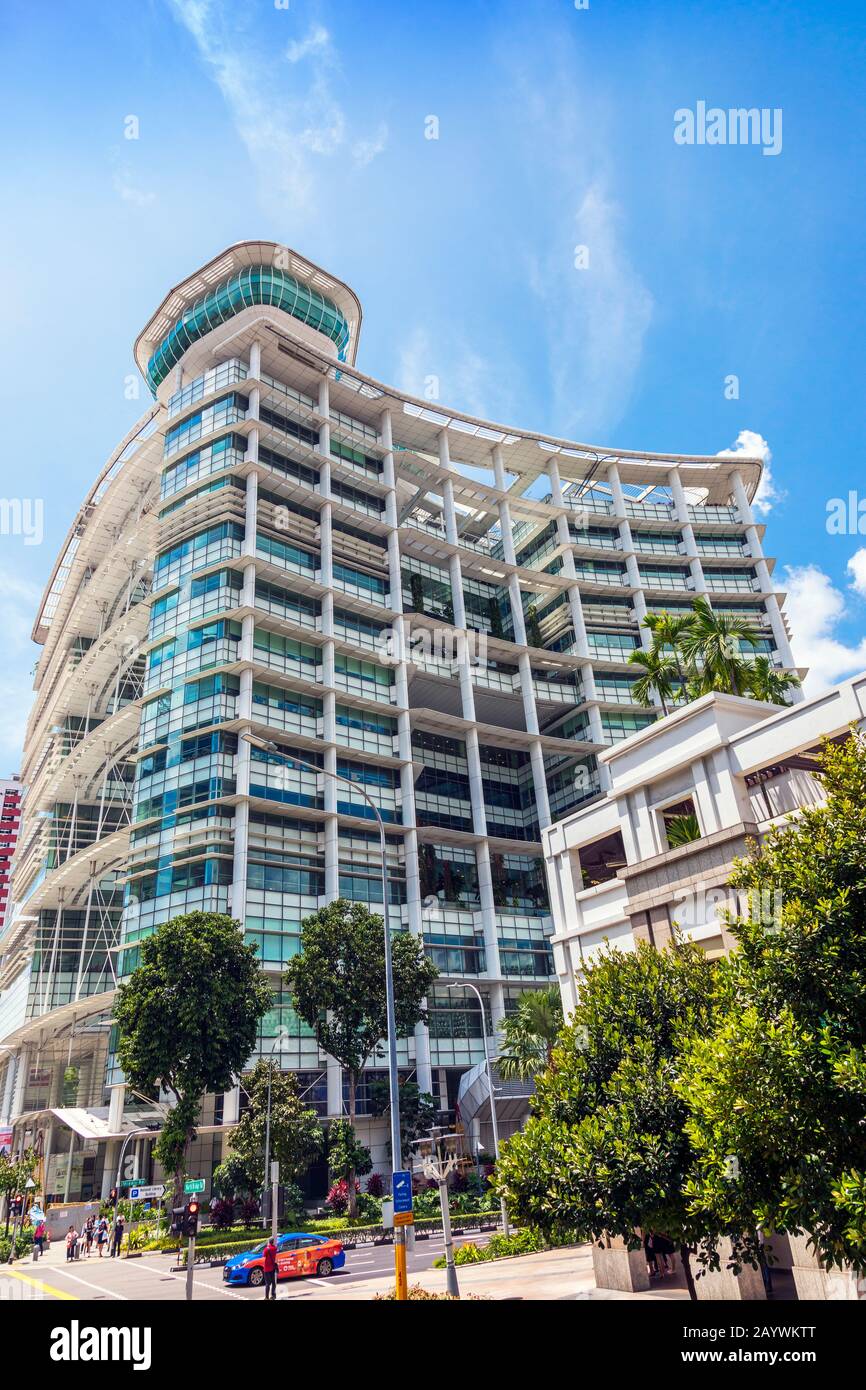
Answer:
[285, 25, 331, 64]
[0, 566, 41, 775]
[112, 170, 156, 207]
[847, 548, 866, 598]
[716, 430, 781, 515]
[352, 123, 388, 170]
[783, 563, 866, 694]
[395, 326, 516, 425]
[168, 0, 386, 224]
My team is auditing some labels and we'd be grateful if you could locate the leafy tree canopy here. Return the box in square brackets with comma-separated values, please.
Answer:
[494, 940, 717, 1297]
[114, 912, 272, 1192]
[230, 1060, 324, 1190]
[679, 732, 866, 1274]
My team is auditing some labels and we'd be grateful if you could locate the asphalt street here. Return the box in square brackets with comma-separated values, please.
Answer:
[0, 1229, 493, 1301]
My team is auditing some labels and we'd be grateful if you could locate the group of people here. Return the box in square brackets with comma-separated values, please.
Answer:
[644, 1230, 677, 1278]
[64, 1213, 126, 1261]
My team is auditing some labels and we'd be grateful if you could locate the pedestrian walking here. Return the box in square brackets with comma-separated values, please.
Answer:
[262, 1235, 278, 1300]
[33, 1219, 46, 1256]
[111, 1213, 125, 1258]
[83, 1214, 95, 1257]
[96, 1217, 109, 1257]
[65, 1226, 79, 1263]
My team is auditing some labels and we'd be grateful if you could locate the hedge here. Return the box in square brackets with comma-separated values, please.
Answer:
[175, 1213, 501, 1266]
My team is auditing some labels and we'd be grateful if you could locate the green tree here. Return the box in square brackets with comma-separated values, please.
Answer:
[628, 645, 678, 715]
[0, 1150, 37, 1234]
[743, 654, 801, 705]
[497, 986, 564, 1081]
[369, 1078, 437, 1157]
[230, 1060, 323, 1192]
[285, 898, 438, 1215]
[211, 1152, 257, 1201]
[494, 940, 717, 1298]
[114, 912, 272, 1205]
[677, 596, 757, 697]
[643, 610, 692, 690]
[678, 732, 866, 1277]
[665, 812, 701, 848]
[327, 1119, 372, 1189]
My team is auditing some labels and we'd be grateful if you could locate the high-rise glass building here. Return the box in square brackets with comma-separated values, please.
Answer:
[0, 242, 797, 1198]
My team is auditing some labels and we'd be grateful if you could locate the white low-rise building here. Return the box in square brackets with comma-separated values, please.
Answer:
[543, 672, 866, 1014]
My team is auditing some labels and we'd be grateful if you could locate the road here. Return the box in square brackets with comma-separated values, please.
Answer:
[0, 1229, 493, 1301]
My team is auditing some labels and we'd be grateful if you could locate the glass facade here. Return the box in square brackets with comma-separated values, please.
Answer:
[1, 242, 797, 1200]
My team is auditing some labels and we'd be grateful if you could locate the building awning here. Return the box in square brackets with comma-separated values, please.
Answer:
[49, 1107, 165, 1141]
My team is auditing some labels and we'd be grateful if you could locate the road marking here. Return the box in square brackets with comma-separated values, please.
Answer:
[47, 1266, 129, 1300]
[2, 1267, 77, 1301]
[134, 1261, 246, 1299]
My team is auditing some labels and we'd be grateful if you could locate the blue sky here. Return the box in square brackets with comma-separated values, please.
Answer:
[1, 0, 865, 772]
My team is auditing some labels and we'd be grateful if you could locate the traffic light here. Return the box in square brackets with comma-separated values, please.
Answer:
[170, 1206, 185, 1237]
[183, 1199, 200, 1238]
[9, 1194, 22, 1218]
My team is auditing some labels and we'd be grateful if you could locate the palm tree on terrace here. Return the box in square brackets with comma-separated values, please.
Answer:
[628, 644, 679, 715]
[744, 654, 801, 705]
[642, 610, 692, 693]
[676, 596, 758, 697]
[497, 986, 564, 1081]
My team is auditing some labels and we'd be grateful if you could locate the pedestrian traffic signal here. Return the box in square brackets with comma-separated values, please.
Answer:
[170, 1206, 185, 1237]
[183, 1199, 200, 1238]
[9, 1194, 23, 1217]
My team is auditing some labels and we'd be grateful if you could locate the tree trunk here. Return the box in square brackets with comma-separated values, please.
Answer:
[680, 1243, 698, 1301]
[347, 1071, 358, 1219]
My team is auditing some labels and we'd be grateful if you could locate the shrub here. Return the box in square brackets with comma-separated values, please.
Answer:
[239, 1197, 260, 1225]
[326, 1178, 359, 1215]
[372, 1283, 489, 1300]
[433, 1228, 548, 1269]
[366, 1172, 385, 1198]
[413, 1187, 442, 1218]
[209, 1198, 236, 1231]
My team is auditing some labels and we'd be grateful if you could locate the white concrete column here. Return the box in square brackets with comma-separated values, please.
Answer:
[9, 1046, 29, 1120]
[248, 340, 262, 382]
[731, 471, 797, 676]
[222, 1084, 240, 1127]
[107, 1082, 125, 1134]
[1, 1054, 17, 1123]
[668, 466, 707, 596]
[326, 1056, 342, 1117]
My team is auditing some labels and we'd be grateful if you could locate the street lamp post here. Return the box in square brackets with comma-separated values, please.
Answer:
[261, 1029, 287, 1234]
[241, 733, 407, 1299]
[443, 980, 510, 1236]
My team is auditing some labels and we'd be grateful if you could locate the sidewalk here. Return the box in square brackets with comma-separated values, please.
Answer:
[278, 1242, 687, 1301]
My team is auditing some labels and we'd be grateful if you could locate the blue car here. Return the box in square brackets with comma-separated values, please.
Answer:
[223, 1232, 346, 1286]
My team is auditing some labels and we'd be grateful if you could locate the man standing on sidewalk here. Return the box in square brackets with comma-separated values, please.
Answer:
[111, 1213, 125, 1258]
[262, 1235, 278, 1300]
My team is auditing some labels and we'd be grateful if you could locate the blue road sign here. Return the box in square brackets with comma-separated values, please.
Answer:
[392, 1169, 413, 1214]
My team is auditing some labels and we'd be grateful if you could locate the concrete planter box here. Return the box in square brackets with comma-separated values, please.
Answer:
[693, 1240, 766, 1301]
[765, 1232, 860, 1300]
[592, 1243, 650, 1293]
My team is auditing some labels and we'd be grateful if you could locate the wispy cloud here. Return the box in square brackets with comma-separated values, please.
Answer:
[167, 0, 387, 224]
[395, 325, 518, 425]
[352, 122, 388, 170]
[717, 429, 781, 514]
[112, 169, 156, 207]
[509, 55, 653, 440]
